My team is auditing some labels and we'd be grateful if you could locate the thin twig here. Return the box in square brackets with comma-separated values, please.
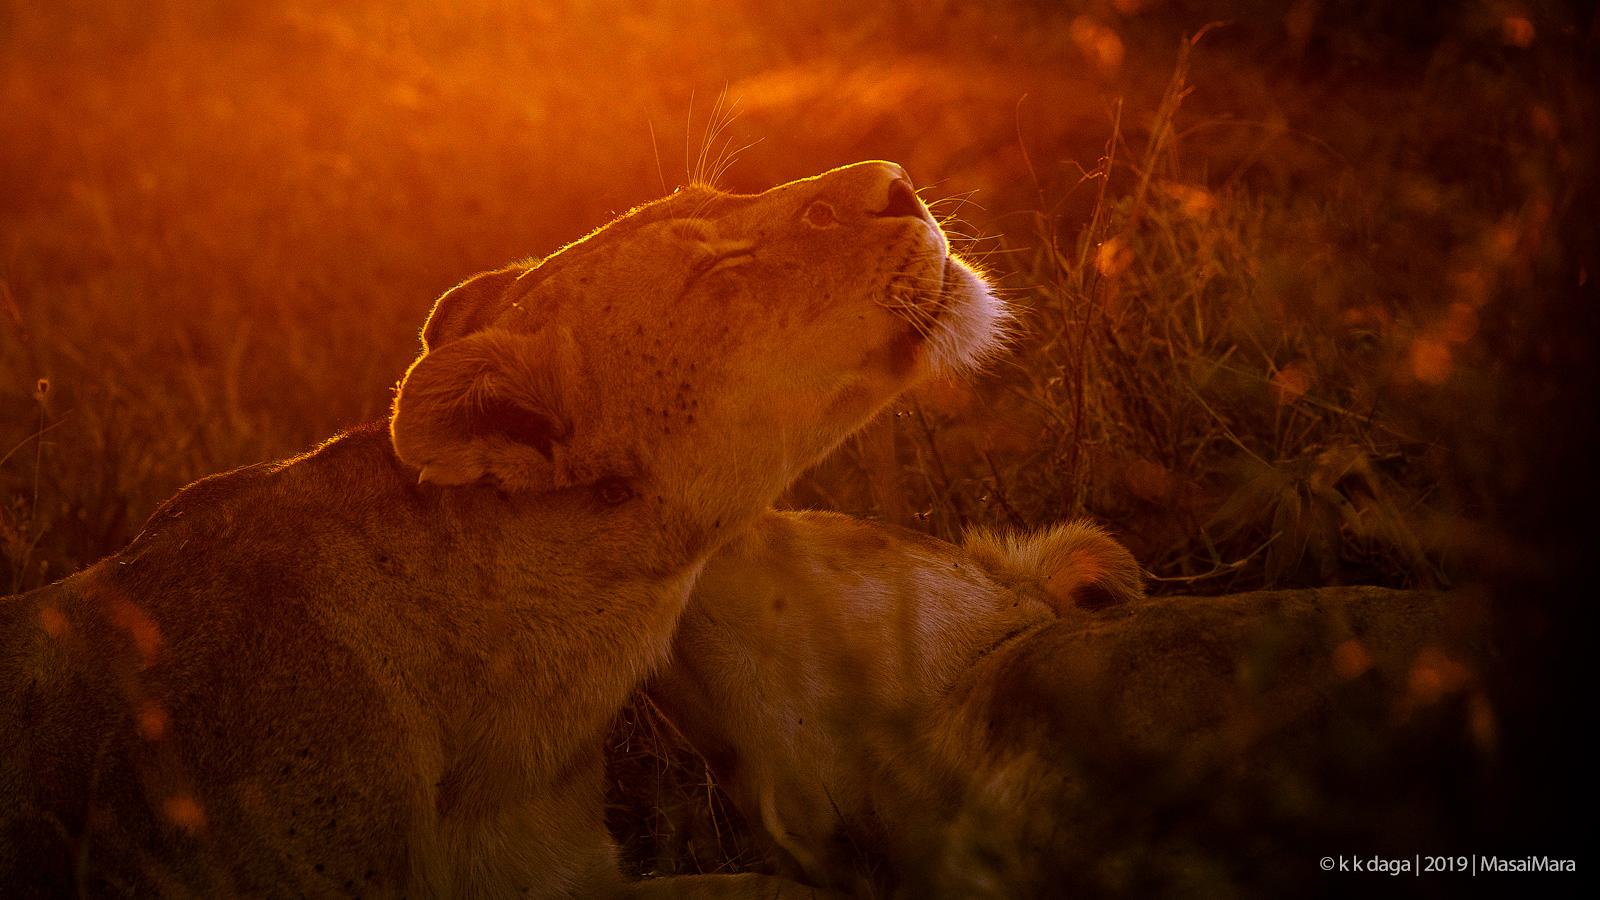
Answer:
[983, 451, 1028, 529]
[911, 400, 967, 535]
[1147, 532, 1278, 583]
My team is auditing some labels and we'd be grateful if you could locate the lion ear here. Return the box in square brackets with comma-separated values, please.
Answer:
[421, 264, 529, 352]
[966, 522, 1145, 616]
[1033, 522, 1145, 614]
[389, 327, 572, 491]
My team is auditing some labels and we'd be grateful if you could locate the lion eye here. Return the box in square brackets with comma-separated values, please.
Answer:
[594, 477, 635, 506]
[804, 201, 838, 228]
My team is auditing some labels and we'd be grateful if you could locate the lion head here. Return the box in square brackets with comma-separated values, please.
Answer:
[390, 161, 1005, 554]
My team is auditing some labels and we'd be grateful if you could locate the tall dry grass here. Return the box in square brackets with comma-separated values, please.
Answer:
[6, 2, 1585, 596]
[786, 20, 1591, 597]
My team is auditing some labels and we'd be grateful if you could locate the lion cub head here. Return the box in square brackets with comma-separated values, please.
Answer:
[390, 162, 1005, 553]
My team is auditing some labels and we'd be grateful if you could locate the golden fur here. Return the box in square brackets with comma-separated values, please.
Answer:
[653, 512, 1467, 897]
[0, 162, 1004, 898]
[649, 511, 1142, 887]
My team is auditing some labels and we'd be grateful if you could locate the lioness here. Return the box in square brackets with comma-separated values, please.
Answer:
[649, 511, 1143, 888]
[0, 162, 1004, 898]
[652, 513, 1469, 897]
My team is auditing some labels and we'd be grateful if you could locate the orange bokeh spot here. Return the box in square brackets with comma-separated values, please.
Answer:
[138, 703, 170, 741]
[109, 595, 162, 669]
[1409, 338, 1452, 384]
[1341, 304, 1392, 331]
[1271, 364, 1312, 405]
[164, 793, 207, 833]
[39, 605, 69, 639]
[1501, 17, 1535, 48]
[1489, 221, 1520, 263]
[1160, 182, 1216, 221]
[1095, 235, 1134, 277]
[1070, 17, 1125, 74]
[1332, 638, 1372, 680]
[1406, 647, 1471, 706]
[1528, 104, 1559, 141]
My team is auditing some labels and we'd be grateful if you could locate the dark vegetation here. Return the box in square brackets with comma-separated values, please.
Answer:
[3, 0, 1592, 892]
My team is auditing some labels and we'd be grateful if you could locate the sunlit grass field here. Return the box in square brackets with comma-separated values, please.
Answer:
[3, 0, 1592, 885]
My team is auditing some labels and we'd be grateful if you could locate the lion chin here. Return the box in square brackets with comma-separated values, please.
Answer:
[0, 161, 999, 899]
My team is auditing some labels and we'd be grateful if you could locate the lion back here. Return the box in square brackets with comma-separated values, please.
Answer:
[1, 429, 423, 897]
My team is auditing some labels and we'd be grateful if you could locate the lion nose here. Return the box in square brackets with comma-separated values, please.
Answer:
[871, 175, 927, 222]
[817, 161, 935, 227]
[859, 162, 933, 226]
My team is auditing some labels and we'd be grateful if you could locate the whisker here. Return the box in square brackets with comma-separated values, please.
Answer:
[692, 87, 750, 188]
